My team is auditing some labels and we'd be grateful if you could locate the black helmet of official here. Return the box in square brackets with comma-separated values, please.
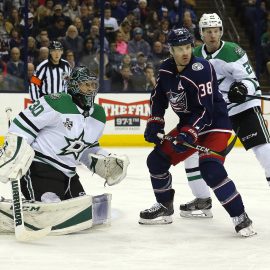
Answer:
[49, 40, 63, 50]
[67, 66, 99, 110]
[167, 28, 194, 47]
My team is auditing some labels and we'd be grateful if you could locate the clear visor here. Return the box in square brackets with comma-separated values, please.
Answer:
[78, 79, 99, 96]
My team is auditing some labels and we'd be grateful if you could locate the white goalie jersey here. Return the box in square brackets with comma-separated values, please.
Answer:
[8, 93, 107, 177]
[194, 41, 261, 116]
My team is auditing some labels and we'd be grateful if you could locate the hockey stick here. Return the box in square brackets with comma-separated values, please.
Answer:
[10, 172, 51, 241]
[221, 91, 270, 101]
[157, 130, 239, 157]
[5, 108, 51, 241]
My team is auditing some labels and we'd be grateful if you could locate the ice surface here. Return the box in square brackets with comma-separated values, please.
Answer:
[1, 147, 270, 270]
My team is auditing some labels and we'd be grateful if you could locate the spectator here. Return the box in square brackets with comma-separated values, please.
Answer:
[61, 24, 84, 64]
[47, 17, 66, 40]
[0, 60, 8, 91]
[119, 20, 132, 42]
[145, 10, 160, 43]
[115, 31, 128, 54]
[109, 0, 127, 23]
[9, 28, 23, 50]
[63, 0, 80, 22]
[39, 35, 50, 48]
[7, 47, 24, 79]
[143, 65, 156, 91]
[108, 42, 123, 71]
[6, 7, 21, 30]
[131, 51, 147, 91]
[6, 47, 24, 91]
[33, 46, 49, 66]
[65, 49, 76, 68]
[34, 5, 51, 29]
[80, 37, 96, 68]
[128, 27, 151, 60]
[88, 48, 112, 92]
[27, 62, 35, 83]
[138, 0, 149, 25]
[149, 41, 169, 74]
[35, 29, 49, 48]
[25, 36, 39, 64]
[49, 3, 72, 29]
[103, 6, 119, 43]
[79, 4, 92, 30]
[111, 64, 135, 92]
[18, 12, 38, 38]
[183, 10, 200, 42]
[88, 24, 109, 52]
[73, 16, 88, 39]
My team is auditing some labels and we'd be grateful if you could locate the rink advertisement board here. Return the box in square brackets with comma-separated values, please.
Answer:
[0, 93, 269, 146]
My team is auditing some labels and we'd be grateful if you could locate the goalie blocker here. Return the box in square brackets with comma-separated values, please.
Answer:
[0, 193, 112, 235]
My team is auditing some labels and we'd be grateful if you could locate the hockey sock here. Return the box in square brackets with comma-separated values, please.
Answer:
[150, 172, 173, 203]
[200, 161, 244, 217]
[185, 153, 211, 198]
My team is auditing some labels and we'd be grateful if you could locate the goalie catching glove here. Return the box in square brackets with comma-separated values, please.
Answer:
[0, 133, 35, 183]
[88, 153, 130, 186]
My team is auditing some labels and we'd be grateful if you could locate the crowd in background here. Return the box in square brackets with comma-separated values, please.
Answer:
[0, 0, 199, 92]
[232, 0, 270, 79]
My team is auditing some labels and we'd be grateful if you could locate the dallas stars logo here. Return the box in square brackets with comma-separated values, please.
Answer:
[59, 130, 98, 159]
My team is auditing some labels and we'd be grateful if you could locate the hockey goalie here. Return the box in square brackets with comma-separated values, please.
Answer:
[0, 66, 130, 238]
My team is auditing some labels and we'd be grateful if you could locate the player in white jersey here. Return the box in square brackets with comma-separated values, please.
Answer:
[180, 13, 270, 218]
[0, 66, 129, 202]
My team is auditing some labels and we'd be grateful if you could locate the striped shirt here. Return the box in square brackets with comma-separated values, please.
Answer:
[29, 58, 71, 101]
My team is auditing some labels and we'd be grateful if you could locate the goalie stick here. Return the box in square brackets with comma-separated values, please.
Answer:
[5, 108, 51, 241]
[157, 129, 239, 157]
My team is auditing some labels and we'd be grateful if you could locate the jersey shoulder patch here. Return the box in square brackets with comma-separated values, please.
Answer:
[44, 93, 80, 114]
[192, 62, 204, 71]
[91, 103, 106, 124]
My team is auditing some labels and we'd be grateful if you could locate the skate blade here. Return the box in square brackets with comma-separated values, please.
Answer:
[138, 216, 173, 225]
[180, 209, 213, 218]
[238, 225, 257, 237]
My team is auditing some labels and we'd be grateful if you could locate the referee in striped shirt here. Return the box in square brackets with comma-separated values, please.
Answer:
[29, 41, 71, 101]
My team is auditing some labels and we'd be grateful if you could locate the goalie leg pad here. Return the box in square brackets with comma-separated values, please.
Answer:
[92, 193, 112, 226]
[0, 194, 113, 235]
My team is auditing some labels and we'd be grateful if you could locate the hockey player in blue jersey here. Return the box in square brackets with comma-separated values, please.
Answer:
[139, 27, 256, 237]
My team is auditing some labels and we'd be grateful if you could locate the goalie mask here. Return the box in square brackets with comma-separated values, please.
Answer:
[67, 66, 99, 110]
[199, 13, 223, 39]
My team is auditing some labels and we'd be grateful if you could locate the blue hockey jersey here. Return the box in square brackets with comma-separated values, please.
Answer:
[150, 56, 232, 134]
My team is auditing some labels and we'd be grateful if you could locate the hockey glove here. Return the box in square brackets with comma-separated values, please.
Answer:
[173, 126, 198, 153]
[144, 116, 165, 144]
[228, 81, 248, 103]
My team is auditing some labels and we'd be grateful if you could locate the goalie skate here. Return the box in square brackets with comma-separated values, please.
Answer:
[233, 212, 257, 237]
[139, 202, 174, 225]
[179, 197, 213, 218]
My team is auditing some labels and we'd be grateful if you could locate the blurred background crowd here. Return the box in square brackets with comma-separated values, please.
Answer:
[0, 0, 270, 93]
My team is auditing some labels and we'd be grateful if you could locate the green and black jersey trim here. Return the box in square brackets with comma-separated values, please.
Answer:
[13, 118, 38, 139]
[34, 151, 76, 174]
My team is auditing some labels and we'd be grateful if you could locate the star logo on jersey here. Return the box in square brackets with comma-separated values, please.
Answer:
[167, 90, 188, 112]
[63, 118, 73, 130]
[59, 130, 98, 159]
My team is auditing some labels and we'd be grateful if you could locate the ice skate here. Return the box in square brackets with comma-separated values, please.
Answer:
[233, 212, 257, 237]
[179, 197, 213, 218]
[139, 201, 174, 225]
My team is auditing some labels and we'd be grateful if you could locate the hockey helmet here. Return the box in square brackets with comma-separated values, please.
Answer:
[167, 28, 194, 47]
[49, 40, 63, 51]
[67, 66, 99, 110]
[199, 13, 223, 38]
